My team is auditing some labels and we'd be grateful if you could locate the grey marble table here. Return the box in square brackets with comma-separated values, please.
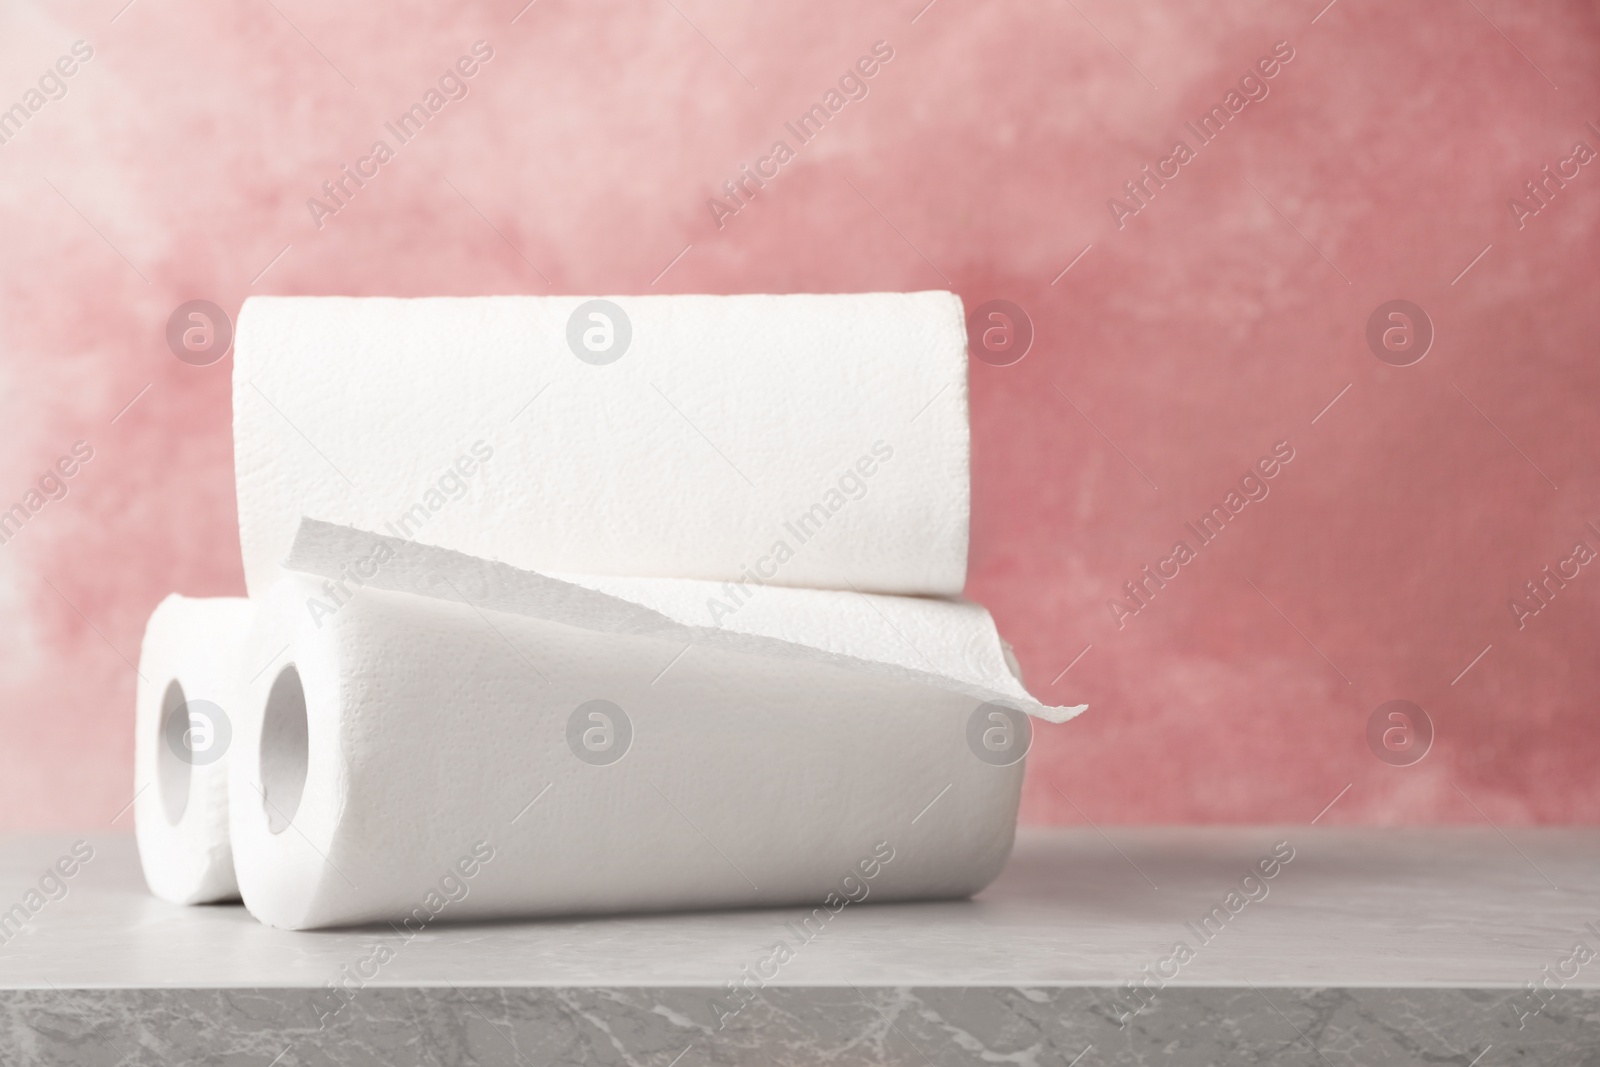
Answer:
[2, 827, 1596, 1065]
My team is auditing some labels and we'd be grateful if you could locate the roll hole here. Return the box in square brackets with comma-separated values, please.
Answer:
[158, 680, 192, 825]
[260, 665, 309, 834]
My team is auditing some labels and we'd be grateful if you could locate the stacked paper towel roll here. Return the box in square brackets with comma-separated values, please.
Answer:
[133, 595, 254, 905]
[135, 292, 1083, 930]
[232, 292, 971, 597]
[232, 573, 1028, 928]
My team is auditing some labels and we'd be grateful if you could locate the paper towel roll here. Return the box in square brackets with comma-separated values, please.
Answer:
[231, 575, 1032, 930]
[134, 595, 254, 905]
[234, 292, 970, 600]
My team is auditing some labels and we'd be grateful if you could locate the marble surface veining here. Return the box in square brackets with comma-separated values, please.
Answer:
[5, 986, 1598, 1065]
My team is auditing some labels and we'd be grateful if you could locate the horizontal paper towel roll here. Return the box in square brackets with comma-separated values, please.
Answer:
[234, 292, 970, 599]
[284, 516, 1084, 722]
[231, 575, 1029, 930]
[134, 595, 254, 905]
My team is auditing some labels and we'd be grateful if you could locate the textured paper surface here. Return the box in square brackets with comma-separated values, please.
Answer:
[285, 517, 1084, 723]
[133, 595, 254, 905]
[234, 292, 971, 599]
[231, 575, 1028, 930]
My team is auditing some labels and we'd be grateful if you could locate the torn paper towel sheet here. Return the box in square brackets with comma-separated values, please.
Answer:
[284, 517, 1084, 723]
[134, 595, 254, 905]
[234, 292, 971, 600]
[232, 573, 1029, 930]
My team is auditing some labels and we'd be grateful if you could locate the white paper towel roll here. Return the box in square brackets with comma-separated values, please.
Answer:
[234, 292, 970, 600]
[231, 575, 1033, 930]
[134, 595, 254, 905]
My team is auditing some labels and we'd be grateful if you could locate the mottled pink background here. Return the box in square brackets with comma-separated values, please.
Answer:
[2, 0, 1596, 831]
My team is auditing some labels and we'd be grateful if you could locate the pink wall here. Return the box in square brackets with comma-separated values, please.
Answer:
[1, 0, 1595, 830]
